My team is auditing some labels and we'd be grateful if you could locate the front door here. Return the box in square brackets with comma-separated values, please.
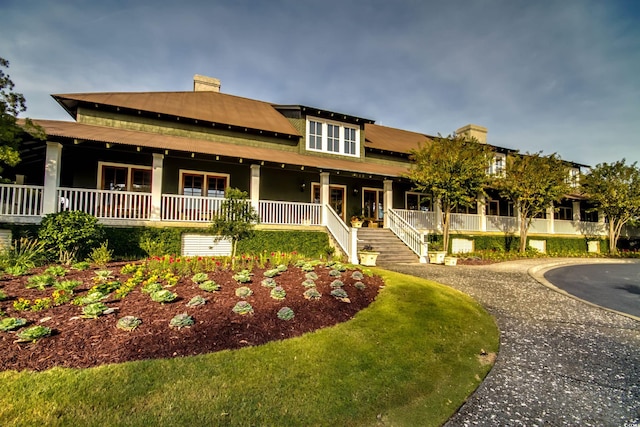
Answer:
[363, 188, 384, 222]
[312, 183, 346, 221]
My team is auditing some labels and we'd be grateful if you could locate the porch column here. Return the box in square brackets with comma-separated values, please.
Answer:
[320, 172, 330, 225]
[547, 205, 555, 234]
[250, 164, 260, 211]
[478, 194, 487, 231]
[150, 153, 164, 221]
[435, 199, 443, 232]
[42, 142, 62, 215]
[383, 179, 393, 228]
[572, 201, 581, 222]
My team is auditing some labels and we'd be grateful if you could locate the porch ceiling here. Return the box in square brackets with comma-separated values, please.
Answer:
[35, 120, 409, 178]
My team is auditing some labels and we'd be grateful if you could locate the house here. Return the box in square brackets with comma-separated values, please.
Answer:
[3, 74, 620, 261]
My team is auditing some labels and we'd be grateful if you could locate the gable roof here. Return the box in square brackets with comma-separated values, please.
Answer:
[52, 91, 301, 137]
[35, 119, 409, 178]
[364, 123, 432, 154]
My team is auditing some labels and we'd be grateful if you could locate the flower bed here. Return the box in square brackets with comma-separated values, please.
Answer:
[0, 256, 382, 371]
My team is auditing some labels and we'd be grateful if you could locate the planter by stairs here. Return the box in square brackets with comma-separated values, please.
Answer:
[356, 228, 419, 265]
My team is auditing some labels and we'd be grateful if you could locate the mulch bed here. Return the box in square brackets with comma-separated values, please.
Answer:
[0, 262, 383, 372]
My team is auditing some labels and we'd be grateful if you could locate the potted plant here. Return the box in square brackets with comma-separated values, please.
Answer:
[350, 215, 364, 228]
[358, 244, 380, 266]
[427, 242, 446, 264]
[444, 255, 458, 266]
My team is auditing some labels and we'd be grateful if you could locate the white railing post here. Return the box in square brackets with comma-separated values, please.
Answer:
[320, 172, 330, 226]
[250, 164, 260, 212]
[383, 179, 393, 229]
[349, 227, 359, 264]
[43, 142, 62, 215]
[419, 231, 429, 263]
[150, 153, 163, 221]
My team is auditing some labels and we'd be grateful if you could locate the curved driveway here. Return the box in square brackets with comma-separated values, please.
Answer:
[385, 258, 640, 426]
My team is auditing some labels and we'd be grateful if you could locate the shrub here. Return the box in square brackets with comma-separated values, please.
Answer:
[116, 316, 142, 331]
[277, 307, 294, 321]
[232, 301, 254, 315]
[43, 265, 67, 277]
[301, 279, 316, 288]
[263, 269, 280, 278]
[191, 272, 209, 284]
[232, 270, 252, 283]
[89, 241, 113, 267]
[199, 280, 221, 292]
[26, 274, 55, 290]
[303, 288, 321, 300]
[150, 289, 177, 303]
[72, 261, 91, 271]
[1, 237, 46, 272]
[53, 279, 82, 292]
[140, 237, 168, 258]
[235, 286, 253, 298]
[331, 288, 350, 302]
[261, 278, 277, 288]
[169, 313, 194, 329]
[351, 271, 364, 280]
[330, 280, 344, 288]
[16, 325, 51, 343]
[270, 286, 286, 300]
[186, 295, 207, 307]
[82, 302, 110, 318]
[5, 265, 29, 276]
[354, 281, 366, 290]
[38, 211, 105, 264]
[0, 317, 27, 332]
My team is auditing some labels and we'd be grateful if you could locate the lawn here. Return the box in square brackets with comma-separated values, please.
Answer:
[0, 268, 498, 426]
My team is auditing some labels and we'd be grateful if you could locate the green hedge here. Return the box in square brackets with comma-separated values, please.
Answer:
[1, 224, 330, 260]
[448, 233, 609, 254]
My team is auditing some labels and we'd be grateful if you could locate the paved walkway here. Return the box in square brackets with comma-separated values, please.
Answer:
[385, 258, 640, 427]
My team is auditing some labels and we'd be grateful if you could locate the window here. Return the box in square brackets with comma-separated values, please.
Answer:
[98, 162, 152, 192]
[488, 154, 506, 176]
[306, 117, 359, 157]
[180, 170, 229, 197]
[567, 168, 580, 188]
[327, 124, 340, 153]
[344, 127, 356, 155]
[406, 192, 432, 211]
[309, 120, 322, 150]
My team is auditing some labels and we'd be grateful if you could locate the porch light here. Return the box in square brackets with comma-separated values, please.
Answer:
[136, 147, 141, 152]
[353, 188, 359, 195]
[191, 153, 195, 158]
[106, 143, 111, 149]
[300, 183, 306, 192]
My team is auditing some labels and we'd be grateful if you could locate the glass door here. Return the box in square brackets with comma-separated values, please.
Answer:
[363, 188, 384, 222]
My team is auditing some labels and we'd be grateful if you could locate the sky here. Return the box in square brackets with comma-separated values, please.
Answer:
[1, 0, 639, 168]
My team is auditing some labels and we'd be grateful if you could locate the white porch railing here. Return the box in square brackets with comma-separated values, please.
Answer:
[161, 194, 225, 222]
[394, 209, 438, 230]
[388, 209, 427, 262]
[0, 184, 43, 216]
[486, 215, 518, 232]
[259, 201, 321, 225]
[58, 187, 152, 219]
[529, 218, 549, 234]
[326, 205, 353, 259]
[450, 213, 481, 231]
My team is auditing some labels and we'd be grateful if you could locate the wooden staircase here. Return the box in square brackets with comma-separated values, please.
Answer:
[356, 228, 420, 265]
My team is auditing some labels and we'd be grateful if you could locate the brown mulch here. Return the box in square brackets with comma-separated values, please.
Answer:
[0, 262, 382, 372]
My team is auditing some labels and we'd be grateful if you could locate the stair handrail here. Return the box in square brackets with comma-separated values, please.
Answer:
[325, 204, 358, 263]
[387, 208, 428, 263]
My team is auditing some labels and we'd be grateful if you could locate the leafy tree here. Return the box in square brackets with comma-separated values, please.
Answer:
[407, 134, 494, 253]
[0, 57, 44, 178]
[38, 211, 105, 264]
[581, 159, 640, 255]
[495, 152, 570, 253]
[210, 188, 260, 262]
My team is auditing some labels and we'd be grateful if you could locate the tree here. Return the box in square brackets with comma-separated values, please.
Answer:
[210, 188, 260, 262]
[495, 152, 570, 253]
[38, 211, 105, 264]
[0, 57, 44, 177]
[581, 159, 640, 255]
[407, 134, 494, 253]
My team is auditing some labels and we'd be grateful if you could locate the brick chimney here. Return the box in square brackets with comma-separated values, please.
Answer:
[456, 124, 488, 143]
[193, 74, 221, 92]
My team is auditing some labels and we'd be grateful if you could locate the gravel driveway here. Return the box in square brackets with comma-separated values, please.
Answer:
[385, 258, 640, 427]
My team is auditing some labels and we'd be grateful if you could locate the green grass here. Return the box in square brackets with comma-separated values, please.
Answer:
[0, 269, 498, 427]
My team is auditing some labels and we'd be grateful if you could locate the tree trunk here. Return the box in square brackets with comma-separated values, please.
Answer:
[519, 211, 528, 253]
[443, 210, 451, 254]
[609, 220, 620, 255]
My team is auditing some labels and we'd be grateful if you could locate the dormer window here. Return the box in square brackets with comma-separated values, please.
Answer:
[488, 153, 506, 176]
[306, 117, 360, 157]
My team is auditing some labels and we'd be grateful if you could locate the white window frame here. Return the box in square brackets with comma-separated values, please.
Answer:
[405, 191, 432, 211]
[305, 116, 360, 158]
[178, 169, 231, 197]
[97, 161, 152, 192]
[488, 153, 506, 177]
